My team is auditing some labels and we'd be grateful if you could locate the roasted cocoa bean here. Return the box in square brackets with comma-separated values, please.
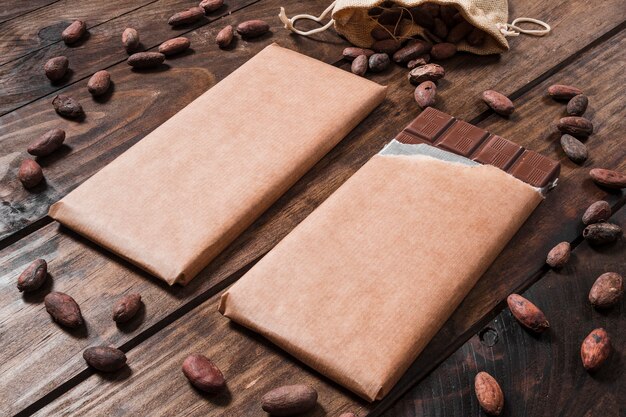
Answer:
[17, 259, 48, 292]
[236, 19, 270, 38]
[589, 168, 626, 189]
[371, 26, 394, 40]
[566, 94, 588, 116]
[408, 63, 445, 84]
[112, 293, 142, 323]
[440, 5, 457, 27]
[52, 94, 84, 119]
[158, 37, 190, 56]
[182, 354, 226, 392]
[506, 293, 550, 332]
[199, 0, 224, 13]
[581, 328, 611, 371]
[122, 28, 140, 53]
[546, 241, 570, 268]
[127, 52, 165, 69]
[560, 134, 588, 164]
[467, 27, 486, 46]
[372, 39, 401, 54]
[28, 128, 65, 156]
[261, 384, 318, 416]
[83, 346, 127, 372]
[407, 54, 430, 69]
[368, 53, 390, 72]
[548, 84, 582, 100]
[447, 21, 473, 43]
[87, 70, 111, 96]
[583, 222, 622, 245]
[44, 291, 83, 328]
[474, 372, 504, 415]
[432, 18, 448, 39]
[62, 20, 86, 44]
[582, 200, 611, 225]
[557, 116, 593, 138]
[44, 56, 69, 82]
[409, 8, 434, 29]
[168, 7, 204, 26]
[351, 54, 368, 76]
[343, 47, 374, 61]
[589, 272, 623, 308]
[430, 43, 456, 60]
[18, 159, 44, 188]
[414, 81, 436, 108]
[392, 40, 431, 63]
[216, 25, 234, 48]
[481, 90, 514, 116]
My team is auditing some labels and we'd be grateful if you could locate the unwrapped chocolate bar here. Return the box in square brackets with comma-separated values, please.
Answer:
[49, 44, 387, 285]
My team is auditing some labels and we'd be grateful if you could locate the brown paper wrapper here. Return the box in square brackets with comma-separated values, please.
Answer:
[219, 150, 543, 401]
[49, 44, 387, 285]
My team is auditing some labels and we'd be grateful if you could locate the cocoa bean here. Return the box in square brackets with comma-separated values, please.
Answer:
[420, 3, 440, 18]
[350, 54, 368, 76]
[424, 29, 444, 44]
[52, 94, 84, 119]
[236, 19, 270, 38]
[368, 53, 390, 72]
[407, 54, 430, 69]
[28, 128, 65, 156]
[589, 168, 626, 189]
[122, 28, 140, 53]
[158, 37, 191, 56]
[432, 18, 448, 39]
[566, 94, 588, 116]
[414, 81, 436, 108]
[17, 259, 48, 292]
[430, 43, 456, 60]
[377, 9, 402, 25]
[548, 84, 582, 100]
[583, 222, 622, 245]
[343, 47, 374, 61]
[582, 200, 611, 225]
[83, 346, 127, 372]
[371, 26, 394, 40]
[409, 7, 434, 29]
[215, 25, 234, 48]
[557, 116, 593, 138]
[62, 20, 86, 44]
[372, 39, 401, 54]
[127, 52, 165, 69]
[474, 372, 504, 415]
[481, 90, 514, 116]
[467, 27, 485, 46]
[44, 291, 83, 328]
[440, 5, 457, 27]
[261, 384, 318, 416]
[18, 159, 44, 188]
[392, 40, 431, 63]
[44, 56, 69, 82]
[506, 293, 549, 332]
[447, 21, 473, 43]
[199, 0, 224, 13]
[581, 328, 611, 371]
[408, 63, 445, 85]
[589, 272, 623, 308]
[112, 293, 142, 323]
[168, 7, 204, 26]
[87, 70, 111, 96]
[546, 241, 570, 268]
[560, 134, 588, 164]
[182, 354, 226, 393]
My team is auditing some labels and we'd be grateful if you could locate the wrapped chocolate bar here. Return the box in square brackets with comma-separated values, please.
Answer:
[49, 44, 387, 285]
[220, 108, 559, 401]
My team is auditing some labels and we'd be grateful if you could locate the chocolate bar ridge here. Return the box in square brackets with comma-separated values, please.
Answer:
[395, 108, 560, 188]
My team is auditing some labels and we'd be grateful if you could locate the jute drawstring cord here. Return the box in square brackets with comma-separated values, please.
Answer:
[278, 1, 337, 36]
[497, 17, 551, 37]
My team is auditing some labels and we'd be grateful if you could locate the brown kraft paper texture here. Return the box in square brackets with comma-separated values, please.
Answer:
[48, 43, 387, 285]
[219, 151, 543, 401]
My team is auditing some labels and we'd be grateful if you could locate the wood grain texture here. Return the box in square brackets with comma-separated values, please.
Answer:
[0, 0, 257, 115]
[0, 0, 59, 25]
[383, 207, 625, 417]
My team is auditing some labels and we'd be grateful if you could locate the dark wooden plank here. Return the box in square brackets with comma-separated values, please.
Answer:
[0, 0, 157, 65]
[0, 0, 257, 115]
[0, 0, 59, 25]
[382, 207, 625, 417]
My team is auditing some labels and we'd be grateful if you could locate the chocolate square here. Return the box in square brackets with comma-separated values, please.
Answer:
[402, 107, 455, 143]
[436, 120, 489, 156]
[473, 135, 524, 170]
[508, 150, 561, 187]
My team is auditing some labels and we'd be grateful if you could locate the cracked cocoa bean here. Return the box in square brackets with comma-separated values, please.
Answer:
[28, 128, 65, 156]
[52, 95, 84, 119]
[83, 346, 127, 372]
[18, 159, 44, 188]
[589, 272, 623, 308]
[17, 259, 48, 292]
[44, 291, 83, 328]
[407, 54, 430, 69]
[182, 354, 226, 393]
[408, 63, 445, 85]
[44, 56, 69, 82]
[261, 384, 318, 416]
[560, 134, 588, 164]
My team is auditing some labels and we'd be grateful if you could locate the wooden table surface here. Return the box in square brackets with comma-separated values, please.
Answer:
[0, 0, 623, 416]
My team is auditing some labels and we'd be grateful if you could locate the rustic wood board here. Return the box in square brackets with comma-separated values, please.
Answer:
[383, 207, 625, 417]
[0, 0, 59, 24]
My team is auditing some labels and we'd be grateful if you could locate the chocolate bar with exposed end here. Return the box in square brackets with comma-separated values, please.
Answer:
[395, 107, 560, 188]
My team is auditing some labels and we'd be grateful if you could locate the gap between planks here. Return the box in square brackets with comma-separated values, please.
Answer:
[0, 0, 62, 26]
[10, 20, 626, 417]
